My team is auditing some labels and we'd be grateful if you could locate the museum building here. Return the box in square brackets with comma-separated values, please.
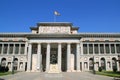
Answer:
[0, 22, 120, 72]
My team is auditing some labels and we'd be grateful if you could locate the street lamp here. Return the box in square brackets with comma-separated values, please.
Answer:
[93, 56, 96, 74]
[12, 56, 15, 74]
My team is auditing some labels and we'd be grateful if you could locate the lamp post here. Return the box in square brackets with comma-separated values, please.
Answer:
[12, 56, 15, 74]
[93, 56, 96, 74]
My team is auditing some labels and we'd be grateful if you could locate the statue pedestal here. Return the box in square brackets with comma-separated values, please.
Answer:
[48, 64, 60, 73]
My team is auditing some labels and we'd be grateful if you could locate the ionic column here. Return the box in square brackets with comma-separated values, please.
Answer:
[110, 60, 113, 71]
[109, 44, 111, 54]
[46, 43, 50, 72]
[37, 43, 41, 71]
[67, 43, 71, 72]
[87, 44, 89, 54]
[58, 43, 62, 72]
[93, 43, 95, 54]
[24, 42, 28, 55]
[80, 42, 83, 55]
[27, 43, 32, 72]
[1, 44, 4, 54]
[76, 43, 80, 72]
[18, 44, 21, 54]
[114, 44, 117, 54]
[98, 44, 100, 55]
[13, 44, 15, 54]
[7, 44, 10, 55]
[104, 44, 106, 54]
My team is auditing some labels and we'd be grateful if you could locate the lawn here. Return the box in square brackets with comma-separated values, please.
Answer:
[96, 71, 120, 77]
[0, 72, 12, 76]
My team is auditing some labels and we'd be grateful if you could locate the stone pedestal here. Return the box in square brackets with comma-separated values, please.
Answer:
[48, 64, 60, 73]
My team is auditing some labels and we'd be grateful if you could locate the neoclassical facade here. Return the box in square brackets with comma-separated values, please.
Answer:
[0, 22, 120, 72]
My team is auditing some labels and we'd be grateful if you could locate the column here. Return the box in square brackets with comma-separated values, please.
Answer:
[7, 44, 10, 55]
[80, 42, 83, 55]
[58, 43, 62, 72]
[93, 43, 95, 54]
[76, 43, 80, 72]
[46, 43, 50, 72]
[109, 44, 111, 54]
[18, 44, 21, 54]
[24, 42, 28, 55]
[13, 44, 15, 54]
[110, 60, 113, 71]
[37, 43, 41, 71]
[98, 44, 100, 55]
[67, 43, 71, 72]
[103, 44, 106, 54]
[27, 43, 32, 72]
[1, 44, 4, 54]
[117, 57, 120, 71]
[87, 44, 89, 54]
[114, 44, 117, 54]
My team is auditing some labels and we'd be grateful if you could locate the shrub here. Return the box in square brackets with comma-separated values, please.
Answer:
[98, 67, 102, 72]
[113, 66, 117, 72]
[5, 66, 9, 72]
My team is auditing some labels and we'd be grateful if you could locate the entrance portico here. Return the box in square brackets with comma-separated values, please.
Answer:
[27, 41, 80, 72]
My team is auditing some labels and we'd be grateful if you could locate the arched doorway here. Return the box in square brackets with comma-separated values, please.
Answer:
[101, 57, 106, 70]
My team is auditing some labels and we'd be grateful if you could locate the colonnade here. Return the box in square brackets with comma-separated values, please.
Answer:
[27, 42, 80, 72]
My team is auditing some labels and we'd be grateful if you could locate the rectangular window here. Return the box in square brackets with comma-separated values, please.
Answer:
[0, 44, 2, 54]
[32, 44, 37, 54]
[100, 44, 104, 54]
[15, 44, 19, 54]
[20, 44, 25, 54]
[116, 44, 120, 53]
[3, 44, 8, 54]
[111, 44, 115, 54]
[94, 44, 99, 54]
[105, 44, 110, 54]
[9, 44, 13, 54]
[89, 44, 93, 54]
[83, 44, 87, 54]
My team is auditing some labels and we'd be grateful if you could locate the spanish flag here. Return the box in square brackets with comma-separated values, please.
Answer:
[54, 11, 60, 16]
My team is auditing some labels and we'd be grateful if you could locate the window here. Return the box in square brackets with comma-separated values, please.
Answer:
[89, 44, 93, 54]
[116, 44, 120, 53]
[20, 44, 25, 54]
[15, 44, 19, 54]
[94, 44, 99, 54]
[9, 44, 13, 54]
[83, 44, 87, 54]
[111, 44, 115, 54]
[3, 44, 8, 54]
[100, 44, 104, 54]
[105, 44, 110, 54]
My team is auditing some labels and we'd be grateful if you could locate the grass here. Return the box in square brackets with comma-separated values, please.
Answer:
[0, 71, 17, 76]
[96, 71, 120, 77]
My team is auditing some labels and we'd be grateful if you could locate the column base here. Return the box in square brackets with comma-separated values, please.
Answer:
[76, 70, 81, 72]
[67, 70, 71, 72]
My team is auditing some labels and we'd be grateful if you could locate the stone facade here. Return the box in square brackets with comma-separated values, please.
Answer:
[0, 22, 120, 72]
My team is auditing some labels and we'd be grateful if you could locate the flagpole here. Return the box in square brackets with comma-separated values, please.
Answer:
[54, 14, 56, 22]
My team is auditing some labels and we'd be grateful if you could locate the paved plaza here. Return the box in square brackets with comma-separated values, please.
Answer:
[0, 72, 113, 80]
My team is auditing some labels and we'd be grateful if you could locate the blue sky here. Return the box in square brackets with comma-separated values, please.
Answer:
[0, 0, 120, 32]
